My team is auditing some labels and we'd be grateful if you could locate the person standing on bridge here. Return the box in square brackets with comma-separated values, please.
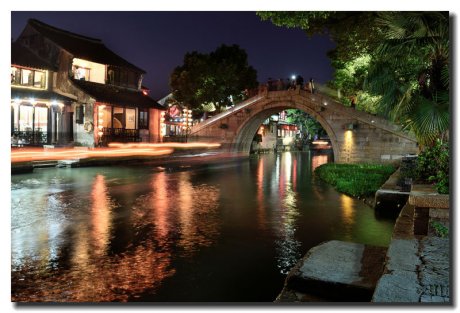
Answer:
[309, 78, 316, 94]
[276, 78, 285, 91]
[267, 77, 274, 91]
[296, 75, 304, 89]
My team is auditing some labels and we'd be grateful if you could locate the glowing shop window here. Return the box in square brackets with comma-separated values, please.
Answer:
[13, 106, 19, 131]
[19, 105, 34, 131]
[113, 107, 124, 128]
[34, 106, 48, 131]
[125, 108, 136, 129]
[100, 106, 112, 128]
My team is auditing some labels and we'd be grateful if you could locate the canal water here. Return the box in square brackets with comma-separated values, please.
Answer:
[11, 151, 396, 302]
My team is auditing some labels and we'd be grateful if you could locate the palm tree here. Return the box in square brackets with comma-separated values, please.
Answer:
[365, 12, 449, 146]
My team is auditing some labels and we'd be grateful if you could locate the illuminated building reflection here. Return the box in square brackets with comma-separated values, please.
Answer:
[256, 157, 267, 229]
[311, 153, 328, 171]
[90, 174, 112, 255]
[274, 152, 301, 274]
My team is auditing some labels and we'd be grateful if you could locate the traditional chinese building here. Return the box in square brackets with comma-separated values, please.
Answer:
[11, 42, 74, 146]
[12, 19, 165, 147]
[251, 111, 299, 153]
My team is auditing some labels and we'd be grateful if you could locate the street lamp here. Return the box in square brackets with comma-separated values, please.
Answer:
[182, 108, 193, 143]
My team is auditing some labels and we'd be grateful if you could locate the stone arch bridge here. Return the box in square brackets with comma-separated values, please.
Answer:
[189, 89, 418, 163]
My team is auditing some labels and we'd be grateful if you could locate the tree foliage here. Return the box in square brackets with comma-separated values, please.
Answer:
[285, 109, 326, 139]
[170, 44, 258, 114]
[365, 12, 449, 146]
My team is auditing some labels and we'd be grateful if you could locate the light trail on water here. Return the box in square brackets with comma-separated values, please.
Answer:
[11, 142, 221, 163]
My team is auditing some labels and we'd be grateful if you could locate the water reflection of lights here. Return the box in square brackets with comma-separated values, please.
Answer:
[146, 171, 220, 257]
[275, 152, 301, 274]
[256, 157, 267, 229]
[90, 175, 112, 255]
[340, 194, 356, 241]
[284, 152, 292, 183]
[311, 154, 328, 172]
[150, 171, 170, 238]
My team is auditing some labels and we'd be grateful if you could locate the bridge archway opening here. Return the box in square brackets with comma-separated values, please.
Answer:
[232, 103, 338, 159]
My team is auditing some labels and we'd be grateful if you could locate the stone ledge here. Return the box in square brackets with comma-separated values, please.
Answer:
[278, 241, 387, 302]
[408, 184, 449, 209]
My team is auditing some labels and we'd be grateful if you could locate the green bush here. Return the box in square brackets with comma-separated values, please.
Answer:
[430, 221, 449, 238]
[417, 139, 449, 194]
[315, 163, 395, 197]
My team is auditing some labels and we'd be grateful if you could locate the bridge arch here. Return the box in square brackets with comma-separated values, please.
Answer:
[232, 100, 339, 159]
[189, 89, 418, 163]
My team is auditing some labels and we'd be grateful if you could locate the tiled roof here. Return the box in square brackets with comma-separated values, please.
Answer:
[11, 42, 57, 71]
[11, 88, 75, 103]
[72, 79, 165, 110]
[28, 19, 146, 73]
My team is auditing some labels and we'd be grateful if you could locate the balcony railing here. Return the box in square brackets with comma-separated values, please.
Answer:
[101, 127, 140, 143]
[12, 130, 48, 146]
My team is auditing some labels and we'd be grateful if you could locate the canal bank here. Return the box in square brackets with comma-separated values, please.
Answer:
[276, 175, 450, 303]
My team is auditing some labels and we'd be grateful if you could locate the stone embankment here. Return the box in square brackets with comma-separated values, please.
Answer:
[372, 184, 450, 303]
[277, 179, 450, 303]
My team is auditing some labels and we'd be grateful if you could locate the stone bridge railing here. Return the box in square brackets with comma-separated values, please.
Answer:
[191, 87, 416, 143]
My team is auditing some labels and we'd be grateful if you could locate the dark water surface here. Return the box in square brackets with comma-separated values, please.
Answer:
[11, 151, 395, 302]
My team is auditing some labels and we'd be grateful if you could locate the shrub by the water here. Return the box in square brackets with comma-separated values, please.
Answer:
[314, 163, 395, 197]
[416, 139, 449, 194]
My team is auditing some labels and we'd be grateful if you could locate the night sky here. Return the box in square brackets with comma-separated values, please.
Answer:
[11, 11, 336, 101]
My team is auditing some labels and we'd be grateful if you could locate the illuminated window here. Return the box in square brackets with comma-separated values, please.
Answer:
[11, 66, 46, 89]
[19, 105, 34, 131]
[125, 108, 136, 129]
[34, 106, 48, 132]
[34, 71, 45, 88]
[100, 106, 112, 128]
[12, 106, 19, 131]
[21, 69, 32, 85]
[113, 107, 124, 128]
[73, 65, 90, 81]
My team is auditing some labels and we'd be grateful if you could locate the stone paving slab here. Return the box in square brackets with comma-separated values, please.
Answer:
[419, 236, 450, 303]
[372, 202, 450, 304]
[278, 240, 387, 302]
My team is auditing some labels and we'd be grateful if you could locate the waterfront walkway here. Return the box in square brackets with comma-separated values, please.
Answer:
[372, 203, 450, 303]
